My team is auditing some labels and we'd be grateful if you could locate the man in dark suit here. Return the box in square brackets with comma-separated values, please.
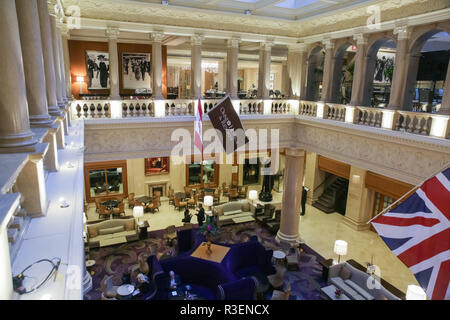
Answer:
[301, 187, 309, 216]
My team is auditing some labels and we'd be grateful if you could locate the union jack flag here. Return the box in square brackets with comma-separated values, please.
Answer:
[371, 167, 450, 300]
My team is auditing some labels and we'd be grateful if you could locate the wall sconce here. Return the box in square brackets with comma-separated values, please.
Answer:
[76, 76, 85, 94]
[59, 197, 69, 208]
[352, 175, 361, 184]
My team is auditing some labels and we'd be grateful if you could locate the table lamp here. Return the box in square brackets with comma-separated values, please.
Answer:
[133, 206, 144, 226]
[333, 240, 348, 264]
[406, 285, 427, 300]
[76, 76, 85, 94]
[249, 190, 258, 206]
[204, 195, 213, 216]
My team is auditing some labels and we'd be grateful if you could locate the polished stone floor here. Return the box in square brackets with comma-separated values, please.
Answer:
[86, 190, 418, 295]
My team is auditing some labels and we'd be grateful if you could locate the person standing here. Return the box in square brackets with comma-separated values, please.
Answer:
[195, 204, 205, 227]
[182, 208, 192, 223]
[301, 186, 309, 216]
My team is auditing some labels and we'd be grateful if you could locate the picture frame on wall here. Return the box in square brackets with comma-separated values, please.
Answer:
[145, 157, 170, 175]
[86, 51, 110, 89]
[122, 52, 152, 90]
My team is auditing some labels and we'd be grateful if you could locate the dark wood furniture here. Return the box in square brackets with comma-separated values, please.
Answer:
[138, 221, 149, 240]
[319, 258, 334, 281]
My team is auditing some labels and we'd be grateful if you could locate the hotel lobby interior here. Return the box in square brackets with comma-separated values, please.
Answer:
[0, 0, 449, 302]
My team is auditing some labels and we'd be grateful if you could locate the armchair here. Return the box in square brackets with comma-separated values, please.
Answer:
[222, 183, 229, 198]
[217, 277, 257, 300]
[98, 205, 112, 220]
[112, 202, 125, 218]
[168, 188, 175, 205]
[239, 185, 248, 199]
[174, 197, 187, 211]
[128, 193, 136, 209]
[228, 188, 239, 201]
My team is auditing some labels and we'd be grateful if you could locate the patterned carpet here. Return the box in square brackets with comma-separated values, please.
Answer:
[84, 222, 327, 300]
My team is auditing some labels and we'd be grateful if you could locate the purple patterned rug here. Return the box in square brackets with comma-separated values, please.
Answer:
[84, 222, 327, 300]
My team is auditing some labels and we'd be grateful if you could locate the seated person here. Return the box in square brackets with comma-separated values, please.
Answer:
[167, 270, 181, 291]
[182, 209, 192, 223]
[135, 273, 151, 295]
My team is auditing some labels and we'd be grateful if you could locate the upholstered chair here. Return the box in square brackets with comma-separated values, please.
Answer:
[128, 193, 136, 209]
[112, 203, 125, 218]
[168, 188, 175, 205]
[138, 255, 150, 275]
[187, 194, 198, 209]
[174, 197, 187, 211]
[100, 275, 119, 298]
[239, 186, 248, 199]
[98, 205, 111, 219]
[228, 188, 239, 201]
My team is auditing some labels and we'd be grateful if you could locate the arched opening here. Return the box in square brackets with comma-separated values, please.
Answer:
[330, 43, 356, 104]
[403, 30, 450, 112]
[363, 38, 397, 107]
[306, 46, 325, 101]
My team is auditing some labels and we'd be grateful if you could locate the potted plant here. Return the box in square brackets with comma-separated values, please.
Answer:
[335, 288, 343, 298]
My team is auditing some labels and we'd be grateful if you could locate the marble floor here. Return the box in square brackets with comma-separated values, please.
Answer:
[86, 190, 418, 295]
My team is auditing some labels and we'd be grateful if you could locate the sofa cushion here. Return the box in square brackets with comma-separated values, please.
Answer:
[339, 266, 352, 280]
[87, 226, 99, 238]
[241, 203, 250, 212]
[224, 210, 242, 216]
[99, 225, 124, 235]
[124, 219, 135, 231]
[330, 277, 358, 298]
[345, 279, 374, 300]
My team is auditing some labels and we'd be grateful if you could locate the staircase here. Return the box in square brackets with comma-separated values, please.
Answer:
[312, 177, 349, 214]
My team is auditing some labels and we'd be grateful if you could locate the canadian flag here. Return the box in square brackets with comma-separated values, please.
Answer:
[194, 97, 203, 154]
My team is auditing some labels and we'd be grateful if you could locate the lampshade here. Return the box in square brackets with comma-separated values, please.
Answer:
[204, 195, 213, 207]
[249, 190, 258, 201]
[406, 285, 427, 300]
[76, 76, 85, 83]
[334, 240, 348, 256]
[133, 206, 144, 218]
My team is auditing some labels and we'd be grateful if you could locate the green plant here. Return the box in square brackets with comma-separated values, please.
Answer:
[384, 65, 394, 83]
[198, 216, 220, 239]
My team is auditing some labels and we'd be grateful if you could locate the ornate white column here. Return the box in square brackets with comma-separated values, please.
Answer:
[60, 25, 73, 100]
[37, 0, 60, 116]
[56, 21, 68, 103]
[388, 25, 411, 110]
[349, 32, 368, 106]
[227, 38, 240, 99]
[15, 0, 52, 127]
[320, 38, 335, 103]
[276, 148, 306, 245]
[106, 27, 121, 100]
[151, 32, 165, 100]
[190, 34, 203, 99]
[258, 41, 273, 99]
[257, 44, 265, 98]
[0, 0, 36, 152]
[439, 58, 450, 115]
[298, 46, 308, 100]
[281, 61, 289, 97]
[49, 14, 65, 108]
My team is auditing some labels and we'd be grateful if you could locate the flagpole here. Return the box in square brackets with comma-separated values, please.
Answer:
[366, 162, 450, 225]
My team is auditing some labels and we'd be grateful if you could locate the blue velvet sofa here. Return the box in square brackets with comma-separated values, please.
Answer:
[151, 236, 275, 300]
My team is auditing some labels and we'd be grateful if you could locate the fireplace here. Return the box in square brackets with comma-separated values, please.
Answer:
[146, 181, 169, 197]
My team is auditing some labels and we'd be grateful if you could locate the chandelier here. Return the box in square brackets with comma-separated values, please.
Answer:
[201, 62, 219, 74]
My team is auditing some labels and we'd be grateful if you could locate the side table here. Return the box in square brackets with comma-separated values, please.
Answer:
[138, 220, 149, 240]
[320, 258, 334, 281]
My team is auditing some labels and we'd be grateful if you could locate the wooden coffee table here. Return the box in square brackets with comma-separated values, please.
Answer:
[191, 242, 230, 263]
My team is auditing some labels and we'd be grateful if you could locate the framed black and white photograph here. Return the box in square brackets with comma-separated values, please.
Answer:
[122, 52, 152, 90]
[373, 51, 395, 83]
[85, 51, 110, 89]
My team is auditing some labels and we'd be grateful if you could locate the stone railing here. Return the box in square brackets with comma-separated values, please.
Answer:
[325, 103, 346, 122]
[239, 99, 263, 115]
[299, 100, 317, 117]
[70, 99, 450, 139]
[356, 106, 383, 128]
[395, 111, 432, 136]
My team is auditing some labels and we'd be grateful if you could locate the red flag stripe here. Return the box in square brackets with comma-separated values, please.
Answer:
[397, 228, 450, 268]
[431, 259, 450, 300]
[420, 177, 450, 220]
[374, 215, 441, 228]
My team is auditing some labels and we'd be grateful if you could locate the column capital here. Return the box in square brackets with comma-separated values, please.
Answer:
[60, 24, 70, 38]
[191, 34, 204, 46]
[260, 41, 273, 51]
[105, 27, 120, 40]
[353, 33, 368, 46]
[227, 38, 240, 48]
[322, 38, 335, 50]
[285, 148, 305, 157]
[393, 25, 411, 40]
[288, 43, 307, 53]
[150, 31, 165, 43]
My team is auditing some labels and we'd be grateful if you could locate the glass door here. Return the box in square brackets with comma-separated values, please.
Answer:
[84, 160, 128, 202]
